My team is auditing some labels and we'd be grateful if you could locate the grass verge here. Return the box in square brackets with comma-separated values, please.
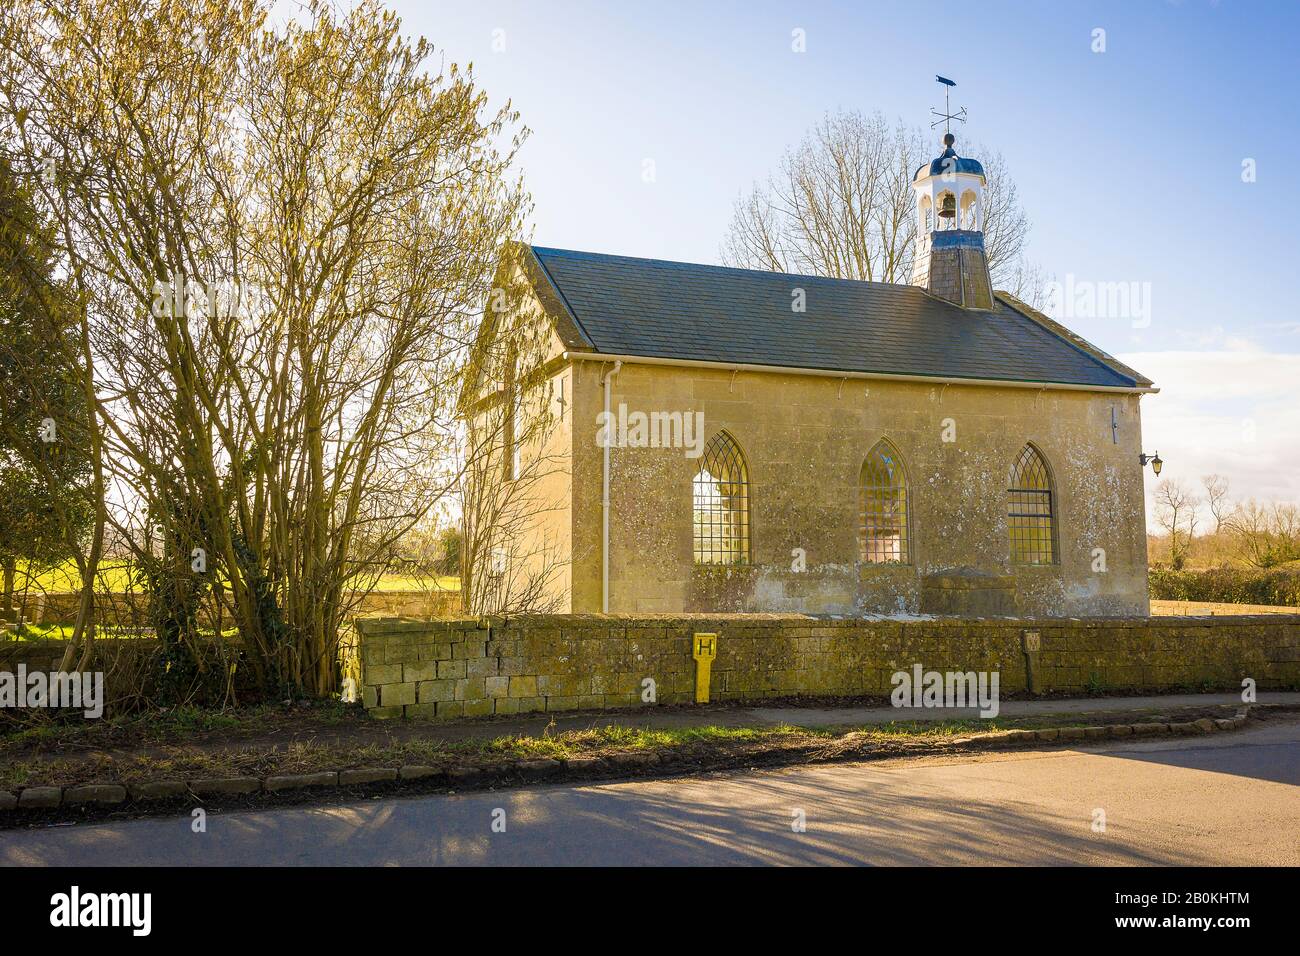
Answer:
[0, 700, 1256, 791]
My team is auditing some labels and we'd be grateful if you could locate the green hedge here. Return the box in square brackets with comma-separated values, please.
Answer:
[1149, 566, 1300, 607]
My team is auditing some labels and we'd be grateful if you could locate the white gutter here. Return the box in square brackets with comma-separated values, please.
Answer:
[600, 360, 622, 613]
[564, 351, 1157, 395]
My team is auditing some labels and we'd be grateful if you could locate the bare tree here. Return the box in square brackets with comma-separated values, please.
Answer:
[722, 109, 1042, 303]
[1229, 499, 1300, 569]
[1201, 473, 1234, 534]
[1153, 478, 1200, 569]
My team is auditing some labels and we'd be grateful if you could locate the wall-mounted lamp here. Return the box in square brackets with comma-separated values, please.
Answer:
[1139, 451, 1163, 476]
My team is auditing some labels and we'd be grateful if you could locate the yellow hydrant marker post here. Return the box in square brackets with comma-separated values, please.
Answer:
[692, 632, 718, 704]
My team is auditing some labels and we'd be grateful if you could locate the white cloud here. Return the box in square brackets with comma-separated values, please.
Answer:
[1120, 348, 1300, 513]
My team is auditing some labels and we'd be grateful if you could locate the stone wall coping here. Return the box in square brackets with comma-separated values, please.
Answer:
[352, 612, 1300, 634]
[1, 638, 142, 649]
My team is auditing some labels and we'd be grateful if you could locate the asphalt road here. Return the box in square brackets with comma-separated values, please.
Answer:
[3, 719, 1297, 866]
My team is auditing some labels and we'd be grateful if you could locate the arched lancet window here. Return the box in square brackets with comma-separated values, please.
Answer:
[1008, 444, 1057, 565]
[860, 439, 909, 564]
[693, 431, 750, 565]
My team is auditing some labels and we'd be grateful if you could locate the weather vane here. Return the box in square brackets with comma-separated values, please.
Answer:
[930, 75, 968, 137]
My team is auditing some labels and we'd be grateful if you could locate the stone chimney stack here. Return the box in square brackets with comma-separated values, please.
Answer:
[910, 133, 994, 310]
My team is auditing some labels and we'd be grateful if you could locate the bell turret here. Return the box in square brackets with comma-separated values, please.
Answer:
[911, 131, 994, 310]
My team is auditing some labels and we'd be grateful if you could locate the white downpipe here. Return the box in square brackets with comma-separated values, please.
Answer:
[601, 360, 622, 614]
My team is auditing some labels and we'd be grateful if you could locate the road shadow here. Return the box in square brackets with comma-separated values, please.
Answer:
[0, 765, 1215, 866]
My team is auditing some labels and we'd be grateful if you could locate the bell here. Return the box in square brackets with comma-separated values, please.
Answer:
[938, 194, 957, 219]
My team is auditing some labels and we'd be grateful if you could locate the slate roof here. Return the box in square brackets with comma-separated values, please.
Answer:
[528, 245, 1152, 390]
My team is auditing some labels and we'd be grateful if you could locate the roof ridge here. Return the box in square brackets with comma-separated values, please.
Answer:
[530, 245, 924, 292]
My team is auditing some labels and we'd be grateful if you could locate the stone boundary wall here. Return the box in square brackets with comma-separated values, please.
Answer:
[353, 613, 1300, 719]
[4, 588, 461, 629]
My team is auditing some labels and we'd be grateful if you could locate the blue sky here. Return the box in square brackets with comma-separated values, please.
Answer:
[392, 0, 1299, 510]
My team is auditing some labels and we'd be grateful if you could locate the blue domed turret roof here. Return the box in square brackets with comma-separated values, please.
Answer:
[914, 146, 985, 181]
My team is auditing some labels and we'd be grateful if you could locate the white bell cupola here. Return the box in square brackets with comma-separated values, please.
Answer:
[910, 132, 994, 310]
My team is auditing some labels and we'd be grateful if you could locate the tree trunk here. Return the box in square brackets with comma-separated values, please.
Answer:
[2, 557, 14, 619]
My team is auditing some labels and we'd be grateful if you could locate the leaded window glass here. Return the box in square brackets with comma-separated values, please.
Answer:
[1008, 444, 1057, 565]
[693, 431, 750, 565]
[860, 440, 909, 563]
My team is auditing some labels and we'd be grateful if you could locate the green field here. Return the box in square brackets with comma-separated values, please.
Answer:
[368, 573, 460, 593]
[13, 560, 459, 594]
